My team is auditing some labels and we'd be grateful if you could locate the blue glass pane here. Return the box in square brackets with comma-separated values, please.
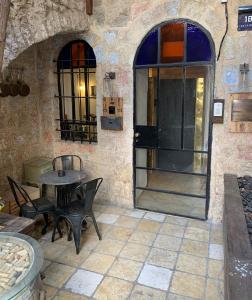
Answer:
[136, 30, 158, 65]
[187, 24, 212, 62]
[85, 43, 96, 68]
[58, 44, 71, 69]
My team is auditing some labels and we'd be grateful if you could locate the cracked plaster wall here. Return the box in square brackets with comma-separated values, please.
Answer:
[1, 0, 252, 222]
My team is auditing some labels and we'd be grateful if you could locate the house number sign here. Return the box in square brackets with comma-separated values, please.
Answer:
[238, 6, 252, 31]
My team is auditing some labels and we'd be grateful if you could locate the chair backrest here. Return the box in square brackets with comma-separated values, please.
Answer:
[52, 155, 83, 171]
[72, 178, 103, 212]
[7, 176, 37, 210]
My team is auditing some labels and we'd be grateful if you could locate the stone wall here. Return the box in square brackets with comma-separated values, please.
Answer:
[1, 0, 252, 222]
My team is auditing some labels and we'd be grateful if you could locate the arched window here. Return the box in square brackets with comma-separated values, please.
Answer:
[56, 40, 97, 143]
[135, 22, 212, 65]
[133, 21, 214, 219]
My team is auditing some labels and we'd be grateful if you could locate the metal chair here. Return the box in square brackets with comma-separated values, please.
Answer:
[52, 178, 103, 254]
[7, 176, 55, 234]
[52, 155, 83, 171]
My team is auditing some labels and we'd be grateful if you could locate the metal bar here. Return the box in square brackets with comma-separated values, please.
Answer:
[135, 186, 206, 199]
[54, 95, 96, 99]
[181, 67, 185, 149]
[135, 145, 208, 154]
[134, 206, 206, 221]
[54, 71, 96, 74]
[134, 62, 213, 69]
[135, 166, 207, 177]
[55, 119, 97, 125]
[56, 129, 97, 134]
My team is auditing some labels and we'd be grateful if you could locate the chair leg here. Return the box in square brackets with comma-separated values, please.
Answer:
[42, 213, 49, 235]
[70, 217, 83, 254]
[91, 212, 102, 240]
[52, 215, 63, 242]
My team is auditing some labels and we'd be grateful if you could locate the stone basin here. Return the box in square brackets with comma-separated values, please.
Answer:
[0, 232, 43, 300]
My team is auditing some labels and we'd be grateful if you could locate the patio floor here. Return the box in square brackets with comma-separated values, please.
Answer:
[39, 204, 224, 300]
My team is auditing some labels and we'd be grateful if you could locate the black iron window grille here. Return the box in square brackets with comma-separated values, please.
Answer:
[55, 40, 97, 143]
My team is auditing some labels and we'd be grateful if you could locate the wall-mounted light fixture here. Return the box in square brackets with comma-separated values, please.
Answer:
[240, 63, 250, 89]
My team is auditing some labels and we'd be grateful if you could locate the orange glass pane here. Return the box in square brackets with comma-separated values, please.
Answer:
[161, 23, 184, 63]
[71, 42, 85, 67]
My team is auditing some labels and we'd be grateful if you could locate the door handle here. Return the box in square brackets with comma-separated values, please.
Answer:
[135, 132, 140, 137]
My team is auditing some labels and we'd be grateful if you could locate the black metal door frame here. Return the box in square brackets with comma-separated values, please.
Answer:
[133, 19, 215, 221]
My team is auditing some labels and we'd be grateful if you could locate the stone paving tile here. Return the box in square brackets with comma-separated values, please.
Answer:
[144, 212, 166, 222]
[205, 279, 224, 300]
[129, 230, 156, 246]
[54, 247, 90, 267]
[137, 219, 161, 233]
[167, 293, 197, 300]
[154, 234, 182, 251]
[44, 284, 58, 300]
[137, 264, 172, 291]
[124, 209, 146, 219]
[160, 223, 185, 238]
[115, 216, 140, 228]
[208, 259, 224, 280]
[147, 247, 177, 269]
[81, 252, 115, 274]
[176, 253, 207, 276]
[95, 238, 125, 256]
[94, 276, 133, 300]
[187, 219, 211, 230]
[53, 290, 88, 299]
[210, 225, 224, 244]
[209, 244, 224, 260]
[42, 259, 52, 272]
[41, 241, 67, 261]
[44, 262, 76, 288]
[104, 206, 126, 215]
[65, 269, 103, 297]
[120, 242, 150, 262]
[165, 215, 188, 226]
[85, 222, 111, 236]
[180, 239, 209, 257]
[77, 234, 100, 252]
[108, 257, 143, 281]
[104, 226, 133, 241]
[130, 284, 166, 300]
[96, 213, 120, 224]
[170, 271, 206, 299]
[184, 227, 210, 242]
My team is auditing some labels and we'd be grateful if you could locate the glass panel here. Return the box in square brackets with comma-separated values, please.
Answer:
[135, 30, 158, 65]
[136, 189, 206, 218]
[136, 169, 206, 196]
[187, 24, 212, 62]
[158, 67, 183, 149]
[184, 66, 211, 152]
[135, 68, 157, 126]
[161, 23, 184, 63]
[135, 148, 208, 174]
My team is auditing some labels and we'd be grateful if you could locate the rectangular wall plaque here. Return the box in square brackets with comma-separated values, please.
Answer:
[232, 99, 252, 122]
[229, 93, 252, 133]
[238, 6, 252, 31]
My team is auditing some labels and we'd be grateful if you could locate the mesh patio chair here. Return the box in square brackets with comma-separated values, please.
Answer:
[51, 178, 103, 254]
[7, 176, 55, 234]
[52, 155, 83, 171]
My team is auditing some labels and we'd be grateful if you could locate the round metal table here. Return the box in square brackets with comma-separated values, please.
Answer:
[39, 170, 87, 207]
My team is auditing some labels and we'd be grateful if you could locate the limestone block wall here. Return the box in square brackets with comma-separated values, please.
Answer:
[1, 0, 252, 222]
[0, 45, 53, 190]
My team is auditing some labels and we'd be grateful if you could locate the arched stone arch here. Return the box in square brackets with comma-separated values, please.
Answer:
[3, 0, 88, 68]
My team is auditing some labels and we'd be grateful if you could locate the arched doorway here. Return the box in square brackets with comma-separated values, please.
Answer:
[133, 20, 215, 220]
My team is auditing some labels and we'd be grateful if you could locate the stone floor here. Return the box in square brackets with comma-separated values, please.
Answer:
[39, 204, 224, 300]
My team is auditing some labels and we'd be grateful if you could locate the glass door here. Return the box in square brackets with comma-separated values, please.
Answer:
[134, 65, 212, 219]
